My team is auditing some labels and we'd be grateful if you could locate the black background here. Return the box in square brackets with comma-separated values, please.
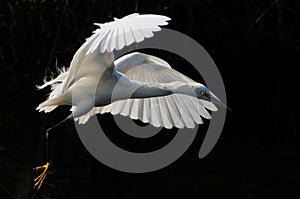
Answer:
[0, 0, 299, 198]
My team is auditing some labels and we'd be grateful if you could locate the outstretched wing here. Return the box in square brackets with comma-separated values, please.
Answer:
[114, 52, 195, 83]
[77, 52, 217, 128]
[88, 13, 171, 54]
[61, 13, 170, 93]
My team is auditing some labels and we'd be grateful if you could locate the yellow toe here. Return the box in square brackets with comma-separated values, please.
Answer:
[33, 162, 50, 190]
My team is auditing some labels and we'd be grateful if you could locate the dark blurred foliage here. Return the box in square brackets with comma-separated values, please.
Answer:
[0, 0, 299, 198]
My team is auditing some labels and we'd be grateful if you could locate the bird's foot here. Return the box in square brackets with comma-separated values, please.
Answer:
[33, 162, 50, 189]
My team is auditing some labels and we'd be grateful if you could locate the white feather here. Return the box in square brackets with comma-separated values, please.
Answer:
[85, 13, 170, 54]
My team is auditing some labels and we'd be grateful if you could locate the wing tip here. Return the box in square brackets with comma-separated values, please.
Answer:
[88, 13, 171, 53]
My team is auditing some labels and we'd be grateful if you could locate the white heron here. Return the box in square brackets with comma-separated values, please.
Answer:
[34, 13, 221, 189]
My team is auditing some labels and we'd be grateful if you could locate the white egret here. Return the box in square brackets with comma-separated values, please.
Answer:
[34, 13, 221, 189]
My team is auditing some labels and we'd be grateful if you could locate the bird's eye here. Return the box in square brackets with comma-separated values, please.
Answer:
[200, 91, 209, 97]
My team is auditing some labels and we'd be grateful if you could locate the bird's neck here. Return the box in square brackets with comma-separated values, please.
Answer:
[112, 73, 196, 101]
[131, 82, 196, 99]
[165, 82, 197, 96]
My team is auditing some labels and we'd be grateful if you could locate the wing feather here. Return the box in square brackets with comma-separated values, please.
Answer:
[150, 98, 161, 127]
[142, 99, 150, 123]
[120, 99, 133, 116]
[88, 13, 171, 53]
[116, 25, 125, 50]
[165, 96, 184, 128]
[172, 94, 195, 128]
[157, 97, 173, 129]
[111, 100, 125, 115]
[130, 99, 140, 120]
[60, 14, 169, 93]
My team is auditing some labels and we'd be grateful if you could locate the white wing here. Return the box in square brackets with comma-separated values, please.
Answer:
[87, 13, 171, 54]
[77, 52, 217, 128]
[61, 13, 170, 93]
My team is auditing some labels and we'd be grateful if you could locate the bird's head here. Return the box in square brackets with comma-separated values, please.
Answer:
[195, 86, 211, 101]
[194, 84, 221, 103]
[193, 84, 231, 110]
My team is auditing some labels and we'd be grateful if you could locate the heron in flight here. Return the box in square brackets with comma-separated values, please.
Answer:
[34, 13, 221, 189]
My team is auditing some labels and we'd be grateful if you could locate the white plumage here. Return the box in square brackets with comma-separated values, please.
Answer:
[87, 13, 170, 54]
[37, 13, 219, 129]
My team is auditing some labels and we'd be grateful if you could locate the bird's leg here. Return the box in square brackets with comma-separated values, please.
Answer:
[34, 161, 49, 189]
[33, 130, 51, 190]
[33, 114, 72, 190]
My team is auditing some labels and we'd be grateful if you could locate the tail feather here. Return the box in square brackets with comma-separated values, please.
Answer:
[37, 67, 69, 90]
[37, 67, 69, 113]
[36, 95, 66, 112]
[40, 105, 57, 113]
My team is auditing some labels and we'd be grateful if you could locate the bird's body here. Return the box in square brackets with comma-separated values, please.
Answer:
[38, 50, 217, 128]
[37, 14, 220, 128]
[34, 13, 222, 189]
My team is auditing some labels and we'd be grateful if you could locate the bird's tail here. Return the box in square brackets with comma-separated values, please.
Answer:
[36, 94, 67, 113]
[36, 67, 69, 113]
